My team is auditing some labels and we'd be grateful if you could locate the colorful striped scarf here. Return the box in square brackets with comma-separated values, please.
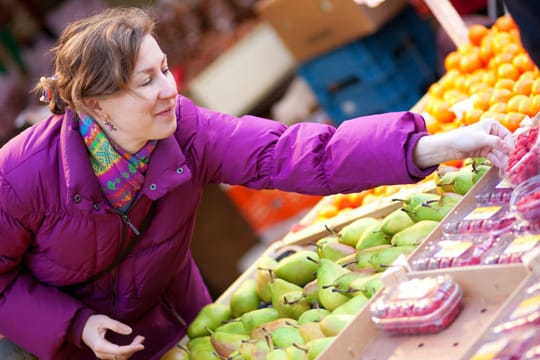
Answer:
[79, 115, 157, 213]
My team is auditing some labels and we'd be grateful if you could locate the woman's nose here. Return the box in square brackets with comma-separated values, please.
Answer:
[160, 73, 178, 99]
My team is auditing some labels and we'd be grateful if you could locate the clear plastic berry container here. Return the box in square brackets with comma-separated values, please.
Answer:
[442, 203, 515, 235]
[510, 174, 540, 225]
[492, 279, 540, 334]
[411, 233, 497, 271]
[370, 275, 463, 335]
[483, 226, 540, 265]
[474, 186, 514, 206]
[504, 126, 540, 186]
[469, 327, 540, 360]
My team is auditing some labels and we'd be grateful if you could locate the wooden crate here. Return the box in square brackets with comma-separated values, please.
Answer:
[317, 263, 531, 360]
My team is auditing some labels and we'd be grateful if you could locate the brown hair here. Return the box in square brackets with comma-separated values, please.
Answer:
[35, 7, 155, 114]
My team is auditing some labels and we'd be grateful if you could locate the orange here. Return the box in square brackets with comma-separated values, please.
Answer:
[494, 78, 515, 91]
[432, 100, 456, 123]
[513, 78, 534, 96]
[490, 88, 513, 103]
[428, 82, 445, 98]
[519, 71, 536, 82]
[439, 69, 460, 91]
[489, 52, 515, 68]
[443, 89, 467, 104]
[507, 94, 528, 112]
[497, 63, 520, 81]
[472, 91, 492, 111]
[318, 203, 339, 219]
[531, 79, 540, 95]
[494, 15, 517, 33]
[459, 51, 483, 73]
[444, 51, 461, 72]
[513, 53, 536, 73]
[481, 70, 497, 86]
[502, 112, 525, 133]
[424, 113, 441, 134]
[480, 111, 505, 123]
[468, 83, 493, 95]
[462, 108, 484, 125]
[347, 191, 367, 208]
[479, 37, 494, 64]
[530, 94, 540, 117]
[491, 32, 513, 54]
[518, 97, 534, 117]
[489, 102, 507, 113]
[453, 74, 468, 93]
[468, 24, 489, 46]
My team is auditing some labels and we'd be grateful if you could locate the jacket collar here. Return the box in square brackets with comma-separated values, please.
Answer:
[60, 110, 192, 207]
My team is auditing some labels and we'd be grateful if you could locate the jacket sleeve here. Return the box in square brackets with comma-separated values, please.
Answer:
[0, 173, 94, 359]
[181, 97, 435, 194]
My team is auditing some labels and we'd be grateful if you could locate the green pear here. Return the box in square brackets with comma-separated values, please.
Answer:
[338, 217, 380, 247]
[330, 270, 373, 295]
[408, 192, 461, 222]
[391, 220, 439, 246]
[393, 192, 440, 214]
[274, 250, 319, 286]
[161, 345, 190, 360]
[275, 290, 311, 319]
[215, 319, 248, 335]
[250, 318, 297, 340]
[299, 321, 327, 343]
[285, 345, 309, 360]
[319, 314, 355, 336]
[210, 331, 249, 358]
[297, 308, 331, 325]
[453, 170, 475, 195]
[331, 294, 369, 315]
[267, 348, 288, 360]
[256, 256, 278, 304]
[369, 245, 415, 272]
[306, 337, 336, 360]
[347, 273, 383, 297]
[317, 259, 350, 311]
[380, 209, 414, 235]
[355, 245, 392, 270]
[187, 336, 220, 359]
[241, 307, 280, 332]
[317, 238, 356, 262]
[271, 326, 305, 348]
[187, 303, 232, 339]
[302, 279, 320, 306]
[355, 223, 391, 250]
[270, 279, 303, 309]
[473, 164, 491, 183]
[230, 279, 260, 318]
[237, 338, 272, 360]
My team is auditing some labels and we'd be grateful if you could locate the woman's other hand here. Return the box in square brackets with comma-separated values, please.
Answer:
[82, 314, 145, 360]
[414, 118, 514, 169]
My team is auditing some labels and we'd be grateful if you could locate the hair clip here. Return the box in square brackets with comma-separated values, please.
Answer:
[39, 75, 57, 103]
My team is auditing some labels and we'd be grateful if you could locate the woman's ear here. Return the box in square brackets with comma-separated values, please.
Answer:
[80, 97, 105, 120]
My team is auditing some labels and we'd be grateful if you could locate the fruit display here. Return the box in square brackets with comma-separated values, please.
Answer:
[369, 275, 463, 335]
[175, 181, 469, 359]
[504, 120, 540, 185]
[424, 15, 540, 134]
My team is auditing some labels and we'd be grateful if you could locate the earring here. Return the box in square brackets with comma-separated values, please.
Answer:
[104, 119, 117, 131]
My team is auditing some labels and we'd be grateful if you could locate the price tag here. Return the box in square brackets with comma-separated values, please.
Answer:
[504, 234, 540, 254]
[435, 241, 472, 258]
[463, 206, 501, 220]
[470, 338, 509, 360]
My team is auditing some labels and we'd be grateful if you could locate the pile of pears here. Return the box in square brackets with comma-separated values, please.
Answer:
[176, 162, 488, 360]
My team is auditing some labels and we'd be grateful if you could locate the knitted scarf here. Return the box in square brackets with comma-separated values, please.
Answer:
[79, 115, 157, 213]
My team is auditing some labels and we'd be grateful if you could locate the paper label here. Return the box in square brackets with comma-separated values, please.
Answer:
[463, 206, 501, 220]
[504, 235, 540, 254]
[395, 278, 437, 300]
[434, 241, 472, 259]
[470, 338, 509, 360]
[509, 294, 540, 319]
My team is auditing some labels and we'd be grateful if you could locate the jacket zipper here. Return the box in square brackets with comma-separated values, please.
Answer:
[111, 211, 141, 315]
[163, 296, 187, 327]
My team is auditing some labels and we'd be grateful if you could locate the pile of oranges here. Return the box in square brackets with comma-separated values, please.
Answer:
[424, 15, 540, 134]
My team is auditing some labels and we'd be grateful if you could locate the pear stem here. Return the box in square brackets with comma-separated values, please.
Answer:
[306, 256, 319, 264]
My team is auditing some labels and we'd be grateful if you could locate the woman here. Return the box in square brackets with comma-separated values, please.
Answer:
[0, 7, 512, 360]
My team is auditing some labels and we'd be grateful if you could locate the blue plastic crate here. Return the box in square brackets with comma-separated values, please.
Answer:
[298, 6, 439, 125]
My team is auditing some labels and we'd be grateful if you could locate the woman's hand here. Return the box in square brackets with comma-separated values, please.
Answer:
[414, 118, 514, 169]
[82, 314, 145, 360]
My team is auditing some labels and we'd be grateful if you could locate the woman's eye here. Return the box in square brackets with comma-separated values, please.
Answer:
[162, 67, 170, 74]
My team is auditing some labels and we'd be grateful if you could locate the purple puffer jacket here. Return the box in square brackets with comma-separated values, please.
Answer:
[0, 95, 433, 359]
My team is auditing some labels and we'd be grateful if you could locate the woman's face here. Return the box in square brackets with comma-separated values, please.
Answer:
[95, 34, 178, 153]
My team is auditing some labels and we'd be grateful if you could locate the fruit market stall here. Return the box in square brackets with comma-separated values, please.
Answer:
[161, 3, 540, 359]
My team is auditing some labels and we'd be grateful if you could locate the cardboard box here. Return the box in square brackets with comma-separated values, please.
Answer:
[256, 0, 408, 63]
